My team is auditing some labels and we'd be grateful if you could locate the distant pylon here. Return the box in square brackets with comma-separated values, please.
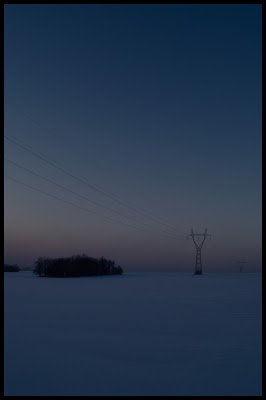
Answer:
[188, 228, 211, 275]
[237, 261, 247, 273]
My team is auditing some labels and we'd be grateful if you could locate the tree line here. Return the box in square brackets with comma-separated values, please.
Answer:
[4, 264, 20, 272]
[33, 254, 123, 277]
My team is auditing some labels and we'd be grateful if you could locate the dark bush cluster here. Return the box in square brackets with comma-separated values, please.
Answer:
[4, 264, 20, 272]
[33, 254, 123, 277]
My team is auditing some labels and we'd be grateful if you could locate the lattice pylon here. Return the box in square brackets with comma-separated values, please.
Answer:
[188, 228, 211, 275]
[195, 248, 202, 275]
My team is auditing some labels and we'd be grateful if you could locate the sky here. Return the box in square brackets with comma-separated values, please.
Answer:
[4, 4, 262, 272]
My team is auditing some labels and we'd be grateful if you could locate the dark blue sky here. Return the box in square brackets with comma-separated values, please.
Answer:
[4, 4, 262, 271]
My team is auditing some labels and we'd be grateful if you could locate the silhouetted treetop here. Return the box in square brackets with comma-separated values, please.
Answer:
[4, 264, 20, 272]
[33, 254, 123, 277]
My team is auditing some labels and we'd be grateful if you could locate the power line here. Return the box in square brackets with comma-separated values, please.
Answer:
[22, 110, 186, 229]
[5, 131, 121, 201]
[4, 156, 184, 239]
[5, 175, 184, 241]
[5, 107, 189, 235]
[23, 112, 58, 139]
[5, 134, 187, 239]
[5, 124, 126, 201]
[5, 176, 148, 233]
[5, 132, 65, 168]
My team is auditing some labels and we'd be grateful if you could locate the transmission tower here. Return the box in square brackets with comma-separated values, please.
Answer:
[188, 228, 211, 275]
[237, 261, 247, 273]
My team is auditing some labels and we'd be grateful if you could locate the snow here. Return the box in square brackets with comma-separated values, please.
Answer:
[4, 271, 262, 396]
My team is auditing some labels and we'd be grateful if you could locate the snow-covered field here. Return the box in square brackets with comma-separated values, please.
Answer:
[4, 271, 262, 396]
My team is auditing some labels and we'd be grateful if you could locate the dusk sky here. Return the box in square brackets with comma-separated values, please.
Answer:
[4, 4, 262, 272]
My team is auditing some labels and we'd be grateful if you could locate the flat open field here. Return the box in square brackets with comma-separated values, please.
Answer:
[4, 271, 262, 396]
